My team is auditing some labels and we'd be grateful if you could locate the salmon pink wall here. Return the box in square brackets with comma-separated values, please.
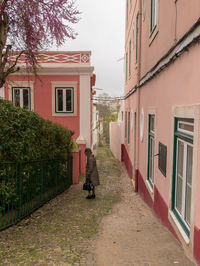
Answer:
[139, 41, 200, 204]
[141, 0, 200, 78]
[6, 75, 80, 140]
[125, 0, 140, 96]
[124, 92, 138, 174]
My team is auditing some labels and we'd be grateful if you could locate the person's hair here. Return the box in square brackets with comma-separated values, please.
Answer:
[84, 148, 92, 154]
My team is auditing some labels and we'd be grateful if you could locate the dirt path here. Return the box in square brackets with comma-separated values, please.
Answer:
[94, 165, 195, 266]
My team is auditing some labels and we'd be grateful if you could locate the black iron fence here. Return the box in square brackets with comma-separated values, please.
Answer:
[0, 156, 73, 231]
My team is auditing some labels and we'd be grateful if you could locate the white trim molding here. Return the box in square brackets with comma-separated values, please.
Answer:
[51, 82, 77, 117]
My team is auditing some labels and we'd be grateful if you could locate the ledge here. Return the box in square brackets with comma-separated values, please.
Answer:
[169, 210, 190, 244]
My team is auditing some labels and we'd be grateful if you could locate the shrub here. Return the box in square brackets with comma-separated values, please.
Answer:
[0, 100, 74, 217]
[0, 99, 74, 162]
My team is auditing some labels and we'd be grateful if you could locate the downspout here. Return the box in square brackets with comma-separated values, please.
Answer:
[135, 0, 142, 192]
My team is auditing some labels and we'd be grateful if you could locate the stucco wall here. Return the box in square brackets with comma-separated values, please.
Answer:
[141, 0, 200, 78]
[137, 42, 200, 256]
[6, 75, 80, 140]
[110, 122, 123, 161]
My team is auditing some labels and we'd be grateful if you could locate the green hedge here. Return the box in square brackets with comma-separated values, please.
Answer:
[0, 99, 74, 162]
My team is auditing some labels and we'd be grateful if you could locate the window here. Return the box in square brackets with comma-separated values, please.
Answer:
[147, 114, 155, 187]
[172, 118, 194, 236]
[125, 111, 127, 138]
[158, 142, 167, 177]
[12, 87, 30, 109]
[150, 0, 157, 32]
[128, 112, 131, 144]
[121, 111, 124, 121]
[136, 14, 139, 63]
[129, 40, 131, 76]
[132, 30, 135, 49]
[55, 87, 74, 113]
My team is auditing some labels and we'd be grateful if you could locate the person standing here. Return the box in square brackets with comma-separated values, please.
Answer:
[84, 148, 100, 199]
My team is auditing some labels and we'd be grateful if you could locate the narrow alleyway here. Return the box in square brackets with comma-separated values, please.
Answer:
[0, 147, 196, 265]
[93, 165, 195, 266]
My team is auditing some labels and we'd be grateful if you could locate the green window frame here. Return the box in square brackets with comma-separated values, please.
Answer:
[147, 114, 155, 187]
[55, 87, 74, 113]
[136, 13, 139, 63]
[128, 111, 130, 144]
[125, 111, 127, 138]
[172, 118, 194, 237]
[12, 87, 31, 110]
[150, 0, 157, 33]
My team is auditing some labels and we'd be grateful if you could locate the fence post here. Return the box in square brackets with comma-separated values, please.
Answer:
[18, 163, 22, 219]
[40, 161, 43, 204]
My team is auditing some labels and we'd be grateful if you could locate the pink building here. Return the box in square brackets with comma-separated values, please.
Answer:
[4, 51, 96, 174]
[122, 0, 200, 264]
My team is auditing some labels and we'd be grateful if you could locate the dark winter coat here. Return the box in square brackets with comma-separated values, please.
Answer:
[86, 155, 100, 186]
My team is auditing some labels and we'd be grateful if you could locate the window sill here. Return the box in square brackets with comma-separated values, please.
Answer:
[52, 112, 76, 117]
[169, 210, 190, 244]
[145, 179, 154, 198]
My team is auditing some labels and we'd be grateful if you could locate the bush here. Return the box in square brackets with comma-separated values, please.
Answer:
[0, 99, 74, 162]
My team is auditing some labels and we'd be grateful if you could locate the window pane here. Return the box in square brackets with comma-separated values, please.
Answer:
[175, 140, 184, 214]
[185, 185, 191, 225]
[177, 140, 184, 177]
[186, 145, 193, 186]
[178, 122, 194, 133]
[149, 136, 154, 184]
[57, 90, 63, 111]
[176, 175, 183, 214]
[14, 89, 20, 107]
[66, 89, 72, 111]
[150, 115, 155, 132]
[151, 137, 154, 183]
[23, 89, 29, 109]
[185, 145, 193, 225]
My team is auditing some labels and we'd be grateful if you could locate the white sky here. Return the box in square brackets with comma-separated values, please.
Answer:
[60, 0, 125, 97]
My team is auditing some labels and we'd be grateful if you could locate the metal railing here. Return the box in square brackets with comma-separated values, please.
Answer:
[0, 157, 72, 231]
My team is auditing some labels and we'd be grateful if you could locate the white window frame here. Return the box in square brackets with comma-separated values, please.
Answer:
[55, 87, 74, 113]
[12, 87, 31, 110]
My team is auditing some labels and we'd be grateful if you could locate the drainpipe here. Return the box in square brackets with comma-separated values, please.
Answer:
[135, 0, 142, 192]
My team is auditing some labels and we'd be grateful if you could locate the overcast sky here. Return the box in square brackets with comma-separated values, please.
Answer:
[60, 0, 125, 97]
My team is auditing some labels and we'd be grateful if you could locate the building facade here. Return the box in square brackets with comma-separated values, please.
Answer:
[123, 0, 200, 264]
[4, 51, 96, 173]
